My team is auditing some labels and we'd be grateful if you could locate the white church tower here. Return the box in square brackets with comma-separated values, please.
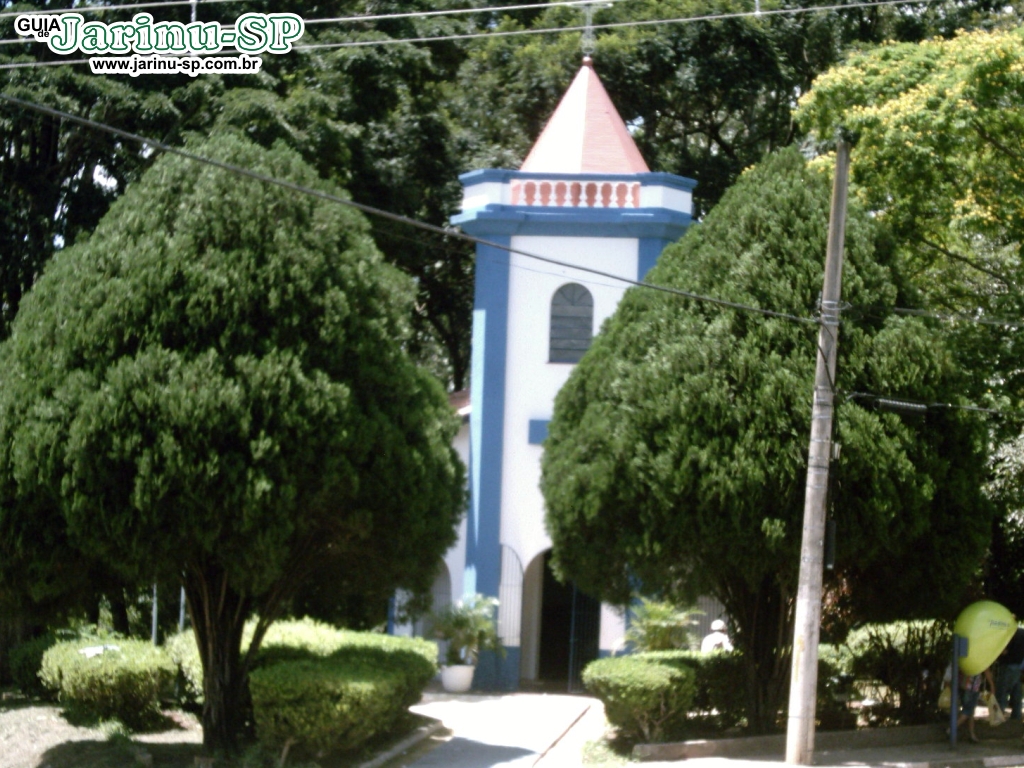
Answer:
[446, 57, 696, 689]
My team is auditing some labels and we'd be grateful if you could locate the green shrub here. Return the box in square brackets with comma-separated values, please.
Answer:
[625, 599, 700, 652]
[845, 620, 951, 725]
[39, 639, 175, 728]
[251, 657, 408, 754]
[582, 653, 697, 742]
[10, 633, 58, 697]
[256, 618, 437, 675]
[250, 626, 437, 756]
[686, 650, 748, 730]
[165, 629, 204, 704]
[586, 647, 855, 740]
[168, 618, 438, 755]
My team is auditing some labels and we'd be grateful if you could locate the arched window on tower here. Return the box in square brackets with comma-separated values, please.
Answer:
[549, 283, 593, 363]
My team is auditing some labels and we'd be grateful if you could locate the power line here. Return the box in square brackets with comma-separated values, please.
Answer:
[304, 0, 633, 26]
[0, 0, 248, 19]
[294, 0, 948, 51]
[844, 303, 1024, 329]
[0, 91, 819, 326]
[889, 305, 1021, 328]
[842, 391, 1018, 417]
[0, 0, 952, 58]
[0, 0, 626, 46]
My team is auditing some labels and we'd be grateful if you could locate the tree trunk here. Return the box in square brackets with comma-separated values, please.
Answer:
[728, 575, 795, 733]
[184, 565, 253, 755]
[110, 592, 130, 637]
[0, 612, 29, 685]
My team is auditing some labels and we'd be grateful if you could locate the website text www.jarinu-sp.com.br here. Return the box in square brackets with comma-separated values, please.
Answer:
[89, 53, 262, 77]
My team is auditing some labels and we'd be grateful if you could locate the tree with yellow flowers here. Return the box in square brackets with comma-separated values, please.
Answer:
[797, 26, 1024, 322]
[798, 26, 1024, 610]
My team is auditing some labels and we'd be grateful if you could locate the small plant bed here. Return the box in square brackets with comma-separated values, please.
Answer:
[0, 688, 438, 768]
[0, 689, 203, 768]
[6, 617, 440, 767]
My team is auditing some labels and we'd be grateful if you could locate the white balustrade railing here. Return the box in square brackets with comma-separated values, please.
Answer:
[510, 178, 641, 208]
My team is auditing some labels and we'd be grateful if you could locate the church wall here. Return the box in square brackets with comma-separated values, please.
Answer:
[499, 235, 638, 572]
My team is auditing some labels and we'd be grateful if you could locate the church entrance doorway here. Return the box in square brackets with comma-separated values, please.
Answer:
[537, 551, 600, 691]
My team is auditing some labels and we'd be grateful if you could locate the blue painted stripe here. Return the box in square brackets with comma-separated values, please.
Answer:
[466, 235, 511, 601]
[528, 419, 550, 445]
[454, 206, 692, 241]
[638, 238, 671, 281]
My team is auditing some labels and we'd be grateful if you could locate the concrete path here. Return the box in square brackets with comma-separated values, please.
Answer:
[395, 693, 1024, 768]
[639, 720, 1024, 768]
[406, 692, 594, 767]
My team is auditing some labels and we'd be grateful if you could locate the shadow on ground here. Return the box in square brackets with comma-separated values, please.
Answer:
[38, 740, 203, 768]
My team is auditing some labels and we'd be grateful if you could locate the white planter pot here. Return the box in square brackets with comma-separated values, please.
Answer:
[440, 664, 475, 692]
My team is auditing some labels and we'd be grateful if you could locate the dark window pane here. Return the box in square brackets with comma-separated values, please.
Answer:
[550, 283, 593, 363]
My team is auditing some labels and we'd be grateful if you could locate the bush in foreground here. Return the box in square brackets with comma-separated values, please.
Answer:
[10, 633, 58, 698]
[845, 620, 950, 725]
[250, 655, 420, 756]
[250, 623, 436, 756]
[583, 653, 697, 742]
[39, 639, 175, 728]
[170, 618, 438, 756]
[586, 648, 855, 741]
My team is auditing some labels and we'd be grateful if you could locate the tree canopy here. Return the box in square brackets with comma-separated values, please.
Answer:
[0, 131, 465, 752]
[796, 25, 1024, 401]
[797, 26, 1024, 612]
[541, 148, 994, 731]
[2, 0, 1019, 389]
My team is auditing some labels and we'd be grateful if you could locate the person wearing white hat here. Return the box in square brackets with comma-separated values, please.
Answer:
[701, 619, 733, 653]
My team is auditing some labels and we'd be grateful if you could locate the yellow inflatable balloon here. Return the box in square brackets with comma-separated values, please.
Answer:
[954, 601, 1017, 675]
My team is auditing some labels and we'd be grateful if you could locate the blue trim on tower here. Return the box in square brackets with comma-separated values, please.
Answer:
[528, 420, 550, 445]
[454, 168, 697, 242]
[638, 238, 671, 280]
[454, 206, 691, 241]
[467, 236, 511, 602]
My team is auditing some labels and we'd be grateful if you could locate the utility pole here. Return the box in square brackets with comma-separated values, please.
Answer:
[785, 139, 850, 765]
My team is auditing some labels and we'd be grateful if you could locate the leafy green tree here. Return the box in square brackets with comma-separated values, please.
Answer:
[541, 148, 993, 732]
[449, 0, 1021, 217]
[0, 131, 465, 753]
[796, 26, 1024, 609]
[796, 26, 1024, 399]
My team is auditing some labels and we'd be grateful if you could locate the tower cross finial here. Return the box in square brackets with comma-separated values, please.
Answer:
[581, 3, 611, 58]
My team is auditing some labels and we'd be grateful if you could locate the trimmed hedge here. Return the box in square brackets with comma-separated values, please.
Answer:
[585, 648, 856, 740]
[845, 620, 950, 725]
[10, 633, 58, 698]
[582, 652, 697, 742]
[39, 639, 175, 728]
[168, 618, 438, 755]
[250, 622, 436, 755]
[250, 655, 417, 754]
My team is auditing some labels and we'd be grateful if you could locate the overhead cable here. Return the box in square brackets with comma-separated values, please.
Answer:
[0, 91, 819, 326]
[0, 0, 949, 56]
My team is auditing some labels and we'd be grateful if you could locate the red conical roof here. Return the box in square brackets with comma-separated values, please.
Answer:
[520, 57, 649, 174]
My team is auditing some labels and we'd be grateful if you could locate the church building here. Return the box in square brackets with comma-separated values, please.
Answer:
[400, 57, 700, 690]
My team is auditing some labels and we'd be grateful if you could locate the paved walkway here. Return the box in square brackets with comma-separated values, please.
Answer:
[397, 693, 1024, 768]
[406, 692, 593, 767]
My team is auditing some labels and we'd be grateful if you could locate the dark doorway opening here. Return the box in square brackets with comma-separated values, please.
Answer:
[538, 552, 600, 691]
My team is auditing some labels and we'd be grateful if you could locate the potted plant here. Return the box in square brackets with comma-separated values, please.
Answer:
[431, 594, 504, 692]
